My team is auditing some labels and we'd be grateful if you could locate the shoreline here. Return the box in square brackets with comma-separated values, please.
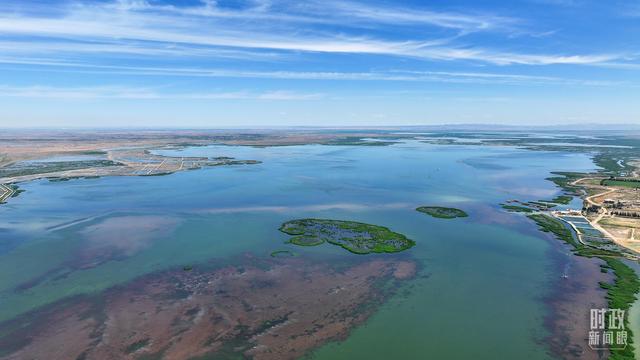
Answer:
[542, 228, 611, 359]
[532, 170, 640, 359]
[502, 170, 640, 358]
[2, 131, 639, 358]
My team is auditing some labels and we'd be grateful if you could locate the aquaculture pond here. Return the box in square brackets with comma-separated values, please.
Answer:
[0, 140, 599, 359]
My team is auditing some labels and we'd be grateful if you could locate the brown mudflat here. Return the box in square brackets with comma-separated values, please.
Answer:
[0, 256, 416, 360]
[544, 249, 611, 360]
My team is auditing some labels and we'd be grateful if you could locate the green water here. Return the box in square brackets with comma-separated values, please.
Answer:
[0, 141, 597, 358]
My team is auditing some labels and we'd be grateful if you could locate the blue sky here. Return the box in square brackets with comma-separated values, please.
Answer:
[0, 0, 638, 127]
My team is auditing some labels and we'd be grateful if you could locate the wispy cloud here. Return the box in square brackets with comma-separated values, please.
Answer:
[528, 0, 581, 6]
[0, 40, 286, 60]
[0, 0, 622, 66]
[105, 0, 516, 32]
[291, 1, 517, 32]
[598, 62, 640, 70]
[0, 57, 625, 87]
[0, 85, 324, 100]
[0, 15, 449, 56]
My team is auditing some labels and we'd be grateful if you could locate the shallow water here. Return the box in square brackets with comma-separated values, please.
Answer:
[0, 141, 598, 359]
[624, 260, 640, 359]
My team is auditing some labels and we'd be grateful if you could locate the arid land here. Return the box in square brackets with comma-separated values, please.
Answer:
[563, 175, 640, 256]
[0, 129, 397, 185]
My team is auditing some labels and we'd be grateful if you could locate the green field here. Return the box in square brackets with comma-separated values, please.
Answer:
[601, 179, 640, 188]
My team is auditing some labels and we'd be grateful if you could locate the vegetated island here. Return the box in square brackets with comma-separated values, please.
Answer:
[416, 206, 468, 219]
[270, 250, 295, 258]
[279, 219, 415, 254]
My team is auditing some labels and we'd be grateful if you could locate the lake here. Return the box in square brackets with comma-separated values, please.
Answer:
[0, 141, 598, 359]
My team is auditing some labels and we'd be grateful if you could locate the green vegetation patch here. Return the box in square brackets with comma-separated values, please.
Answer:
[527, 214, 579, 248]
[601, 179, 640, 189]
[500, 204, 535, 213]
[599, 258, 640, 360]
[78, 150, 107, 155]
[525, 213, 638, 358]
[125, 338, 150, 354]
[544, 195, 573, 205]
[0, 184, 24, 204]
[546, 172, 585, 195]
[529, 201, 557, 209]
[527, 214, 622, 257]
[289, 235, 325, 247]
[416, 206, 468, 219]
[593, 152, 637, 177]
[8, 185, 23, 197]
[270, 250, 295, 258]
[279, 219, 415, 254]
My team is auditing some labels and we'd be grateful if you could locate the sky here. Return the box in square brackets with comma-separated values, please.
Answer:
[0, 0, 638, 127]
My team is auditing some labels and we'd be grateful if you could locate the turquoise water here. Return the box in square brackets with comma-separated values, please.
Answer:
[0, 141, 597, 358]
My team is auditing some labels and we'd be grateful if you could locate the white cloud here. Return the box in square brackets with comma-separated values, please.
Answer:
[0, 0, 622, 66]
[0, 85, 324, 100]
[0, 40, 285, 60]
[257, 91, 323, 100]
[303, 1, 517, 31]
[0, 15, 448, 56]
[598, 62, 640, 70]
[528, 0, 580, 6]
[0, 57, 625, 87]
[105, 0, 515, 32]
